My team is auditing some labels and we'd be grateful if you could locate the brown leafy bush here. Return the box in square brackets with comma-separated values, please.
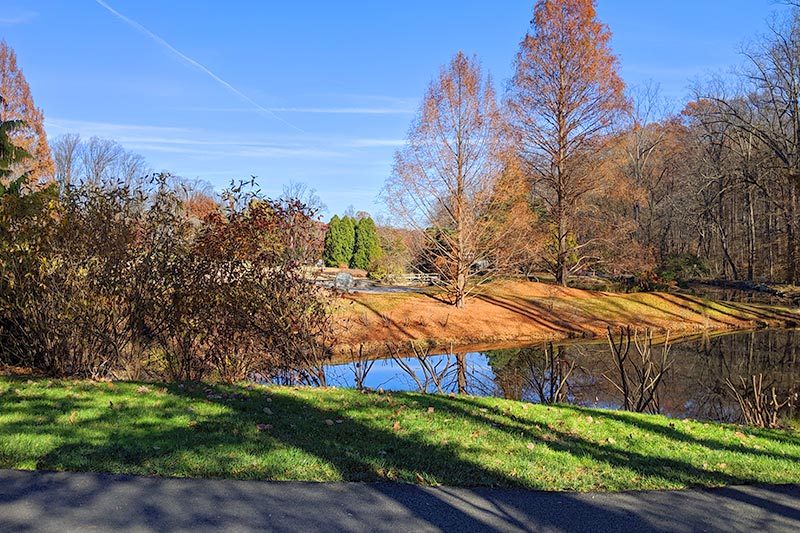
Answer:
[0, 174, 332, 382]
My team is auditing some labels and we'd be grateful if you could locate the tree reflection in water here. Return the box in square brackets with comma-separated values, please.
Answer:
[323, 329, 799, 425]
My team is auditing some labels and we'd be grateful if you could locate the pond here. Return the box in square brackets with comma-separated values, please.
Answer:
[322, 328, 799, 424]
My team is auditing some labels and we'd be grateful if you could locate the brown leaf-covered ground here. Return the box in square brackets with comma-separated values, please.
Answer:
[333, 281, 800, 355]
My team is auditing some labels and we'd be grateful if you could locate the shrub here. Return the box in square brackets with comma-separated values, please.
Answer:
[657, 253, 710, 282]
[0, 175, 333, 382]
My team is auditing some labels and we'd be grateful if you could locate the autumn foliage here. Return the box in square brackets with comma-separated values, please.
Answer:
[384, 52, 511, 307]
[0, 174, 332, 382]
[506, 0, 628, 285]
[0, 40, 53, 183]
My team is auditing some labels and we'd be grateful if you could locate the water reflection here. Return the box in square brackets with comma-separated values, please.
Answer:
[324, 329, 799, 424]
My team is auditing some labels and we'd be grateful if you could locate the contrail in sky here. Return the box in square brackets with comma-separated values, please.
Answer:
[94, 0, 305, 133]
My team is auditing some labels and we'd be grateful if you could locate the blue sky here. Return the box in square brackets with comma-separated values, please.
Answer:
[1, 1, 792, 217]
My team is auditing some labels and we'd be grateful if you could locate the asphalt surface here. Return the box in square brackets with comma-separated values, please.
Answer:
[0, 469, 798, 532]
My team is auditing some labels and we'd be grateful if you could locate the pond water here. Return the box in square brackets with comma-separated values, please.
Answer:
[323, 328, 799, 424]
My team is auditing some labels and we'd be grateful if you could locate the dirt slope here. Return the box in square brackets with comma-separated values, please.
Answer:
[332, 280, 800, 354]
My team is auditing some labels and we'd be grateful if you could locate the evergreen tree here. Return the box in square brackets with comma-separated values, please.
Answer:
[351, 216, 382, 270]
[0, 105, 30, 194]
[340, 216, 356, 266]
[322, 215, 341, 267]
[323, 215, 357, 267]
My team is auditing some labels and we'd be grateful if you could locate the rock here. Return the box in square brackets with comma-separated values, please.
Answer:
[333, 272, 354, 292]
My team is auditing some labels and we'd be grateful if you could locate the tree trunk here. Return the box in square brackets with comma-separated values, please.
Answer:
[555, 201, 568, 287]
[456, 352, 467, 394]
[786, 182, 798, 283]
[746, 185, 756, 281]
[455, 270, 466, 308]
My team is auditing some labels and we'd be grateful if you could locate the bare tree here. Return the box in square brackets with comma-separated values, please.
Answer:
[51, 133, 81, 189]
[604, 327, 672, 413]
[52, 134, 150, 189]
[281, 181, 327, 215]
[383, 52, 506, 308]
[697, 12, 800, 282]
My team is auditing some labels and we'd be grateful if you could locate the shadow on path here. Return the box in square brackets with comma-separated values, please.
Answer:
[0, 469, 798, 532]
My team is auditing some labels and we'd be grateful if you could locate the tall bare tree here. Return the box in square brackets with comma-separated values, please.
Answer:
[508, 0, 627, 285]
[383, 52, 506, 308]
[697, 12, 800, 283]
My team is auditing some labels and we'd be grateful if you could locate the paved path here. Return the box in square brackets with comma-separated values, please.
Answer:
[0, 469, 798, 532]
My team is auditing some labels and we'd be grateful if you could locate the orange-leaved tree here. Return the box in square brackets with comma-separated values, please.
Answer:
[0, 40, 54, 184]
[508, 0, 627, 285]
[384, 52, 507, 308]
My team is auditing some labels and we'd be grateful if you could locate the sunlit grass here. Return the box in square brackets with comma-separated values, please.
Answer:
[1, 377, 798, 491]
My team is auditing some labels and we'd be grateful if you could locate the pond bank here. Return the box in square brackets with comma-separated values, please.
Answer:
[1, 377, 798, 491]
[332, 280, 800, 355]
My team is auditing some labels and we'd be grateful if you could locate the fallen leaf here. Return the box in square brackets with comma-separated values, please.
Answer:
[262, 407, 273, 415]
[324, 419, 335, 426]
[585, 416, 593, 423]
[427, 407, 435, 414]
[526, 442, 535, 450]
[392, 421, 401, 432]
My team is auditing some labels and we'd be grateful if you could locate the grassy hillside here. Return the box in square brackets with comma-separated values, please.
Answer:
[1, 377, 798, 491]
[333, 280, 800, 354]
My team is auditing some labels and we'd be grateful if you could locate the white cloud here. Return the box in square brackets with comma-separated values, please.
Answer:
[348, 138, 406, 148]
[45, 118, 402, 159]
[0, 11, 38, 25]
[172, 106, 414, 115]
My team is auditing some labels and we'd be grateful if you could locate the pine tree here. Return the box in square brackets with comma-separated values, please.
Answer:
[340, 216, 356, 267]
[0, 41, 54, 183]
[323, 215, 357, 267]
[351, 216, 382, 270]
[322, 215, 341, 267]
[0, 108, 31, 194]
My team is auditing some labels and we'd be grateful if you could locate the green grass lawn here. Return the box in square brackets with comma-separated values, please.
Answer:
[1, 376, 799, 492]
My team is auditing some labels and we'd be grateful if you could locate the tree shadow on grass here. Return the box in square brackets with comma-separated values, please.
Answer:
[0, 380, 666, 531]
[2, 379, 800, 530]
[425, 395, 800, 470]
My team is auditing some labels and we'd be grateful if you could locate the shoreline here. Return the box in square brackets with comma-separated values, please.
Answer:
[332, 280, 800, 356]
